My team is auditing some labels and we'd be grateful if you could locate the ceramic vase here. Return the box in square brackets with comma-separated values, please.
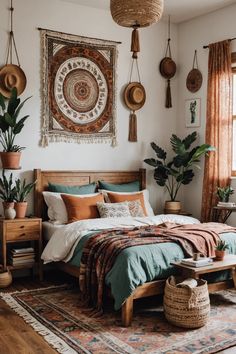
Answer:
[4, 207, 16, 220]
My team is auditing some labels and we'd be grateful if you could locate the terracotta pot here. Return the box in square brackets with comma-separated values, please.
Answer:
[0, 268, 12, 288]
[215, 250, 226, 261]
[0, 151, 21, 169]
[14, 202, 28, 218]
[164, 201, 181, 214]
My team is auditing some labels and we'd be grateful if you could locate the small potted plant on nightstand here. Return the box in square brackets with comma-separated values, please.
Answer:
[0, 87, 31, 169]
[0, 171, 16, 218]
[215, 240, 229, 261]
[14, 178, 36, 218]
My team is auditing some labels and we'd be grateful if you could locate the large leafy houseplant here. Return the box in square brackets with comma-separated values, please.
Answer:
[144, 131, 214, 202]
[0, 87, 31, 169]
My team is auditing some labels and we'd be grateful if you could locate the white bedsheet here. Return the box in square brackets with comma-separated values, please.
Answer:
[41, 214, 199, 265]
[42, 221, 64, 241]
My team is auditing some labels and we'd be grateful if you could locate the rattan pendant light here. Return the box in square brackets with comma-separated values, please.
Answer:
[110, 0, 164, 58]
[110, 0, 163, 142]
[110, 0, 164, 28]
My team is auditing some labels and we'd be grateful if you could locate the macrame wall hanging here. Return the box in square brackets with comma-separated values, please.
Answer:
[159, 16, 176, 108]
[186, 50, 203, 93]
[0, 0, 26, 97]
[110, 0, 164, 141]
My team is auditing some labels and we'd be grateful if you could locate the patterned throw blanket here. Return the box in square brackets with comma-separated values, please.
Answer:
[79, 222, 236, 310]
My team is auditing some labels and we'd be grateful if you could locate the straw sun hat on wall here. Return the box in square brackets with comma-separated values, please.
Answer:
[123, 82, 146, 111]
[0, 64, 27, 98]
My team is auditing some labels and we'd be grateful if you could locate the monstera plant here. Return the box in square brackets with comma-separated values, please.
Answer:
[144, 132, 214, 213]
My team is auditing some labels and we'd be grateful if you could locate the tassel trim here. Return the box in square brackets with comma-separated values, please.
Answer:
[128, 112, 137, 142]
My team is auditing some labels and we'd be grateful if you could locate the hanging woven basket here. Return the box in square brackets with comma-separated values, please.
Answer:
[110, 0, 164, 28]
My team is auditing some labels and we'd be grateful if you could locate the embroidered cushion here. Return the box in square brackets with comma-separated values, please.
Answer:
[128, 200, 145, 217]
[97, 202, 131, 218]
[61, 193, 104, 223]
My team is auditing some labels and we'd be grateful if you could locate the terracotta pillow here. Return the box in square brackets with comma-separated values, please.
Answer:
[61, 193, 104, 223]
[107, 192, 147, 216]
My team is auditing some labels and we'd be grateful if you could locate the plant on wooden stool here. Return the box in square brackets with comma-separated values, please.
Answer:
[215, 240, 229, 260]
[14, 178, 36, 218]
[216, 186, 234, 203]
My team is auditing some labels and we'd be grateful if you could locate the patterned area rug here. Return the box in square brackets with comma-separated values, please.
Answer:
[1, 285, 236, 354]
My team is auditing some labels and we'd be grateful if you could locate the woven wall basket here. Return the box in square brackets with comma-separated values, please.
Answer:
[164, 276, 210, 329]
[110, 0, 164, 27]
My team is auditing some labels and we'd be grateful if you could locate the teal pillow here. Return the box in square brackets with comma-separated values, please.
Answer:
[98, 180, 140, 192]
[48, 182, 97, 194]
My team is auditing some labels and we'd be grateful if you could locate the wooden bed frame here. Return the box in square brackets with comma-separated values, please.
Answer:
[34, 169, 231, 326]
[34, 168, 167, 326]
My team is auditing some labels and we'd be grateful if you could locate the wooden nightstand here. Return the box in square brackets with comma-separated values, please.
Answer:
[0, 217, 43, 281]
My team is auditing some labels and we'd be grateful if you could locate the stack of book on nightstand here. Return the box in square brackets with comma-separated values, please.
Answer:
[9, 247, 35, 267]
[181, 257, 213, 267]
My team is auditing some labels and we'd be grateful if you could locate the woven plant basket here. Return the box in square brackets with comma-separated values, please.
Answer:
[110, 0, 164, 28]
[164, 276, 210, 328]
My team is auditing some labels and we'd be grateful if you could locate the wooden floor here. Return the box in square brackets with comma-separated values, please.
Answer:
[0, 272, 235, 354]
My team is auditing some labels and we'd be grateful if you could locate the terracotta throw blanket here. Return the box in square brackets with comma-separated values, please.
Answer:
[79, 222, 236, 310]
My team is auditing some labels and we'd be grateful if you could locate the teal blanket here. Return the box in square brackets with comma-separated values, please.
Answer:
[69, 231, 236, 310]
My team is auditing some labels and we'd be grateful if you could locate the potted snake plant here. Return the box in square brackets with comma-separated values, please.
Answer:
[215, 240, 229, 261]
[0, 170, 15, 212]
[0, 88, 31, 169]
[14, 178, 36, 218]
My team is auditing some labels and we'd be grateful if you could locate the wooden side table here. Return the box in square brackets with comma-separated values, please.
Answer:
[212, 206, 236, 223]
[171, 254, 236, 292]
[0, 217, 43, 281]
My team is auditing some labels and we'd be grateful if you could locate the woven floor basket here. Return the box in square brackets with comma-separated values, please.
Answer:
[164, 276, 210, 328]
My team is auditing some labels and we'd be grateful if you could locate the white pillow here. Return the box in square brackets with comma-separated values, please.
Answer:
[43, 191, 100, 224]
[98, 189, 154, 217]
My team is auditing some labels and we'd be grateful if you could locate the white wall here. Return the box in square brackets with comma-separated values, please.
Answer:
[177, 4, 236, 222]
[0, 0, 179, 215]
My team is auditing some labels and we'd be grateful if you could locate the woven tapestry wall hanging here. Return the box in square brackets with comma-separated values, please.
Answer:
[40, 29, 119, 146]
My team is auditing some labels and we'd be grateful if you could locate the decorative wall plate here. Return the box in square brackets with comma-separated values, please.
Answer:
[186, 68, 203, 93]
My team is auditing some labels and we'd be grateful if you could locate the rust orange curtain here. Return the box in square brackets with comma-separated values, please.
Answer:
[201, 40, 232, 222]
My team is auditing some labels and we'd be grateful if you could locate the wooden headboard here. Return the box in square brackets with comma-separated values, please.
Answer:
[34, 169, 146, 220]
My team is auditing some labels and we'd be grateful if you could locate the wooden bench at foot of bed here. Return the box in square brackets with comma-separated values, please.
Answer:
[122, 279, 166, 327]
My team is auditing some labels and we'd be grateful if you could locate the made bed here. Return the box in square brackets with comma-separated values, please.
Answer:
[34, 168, 236, 326]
